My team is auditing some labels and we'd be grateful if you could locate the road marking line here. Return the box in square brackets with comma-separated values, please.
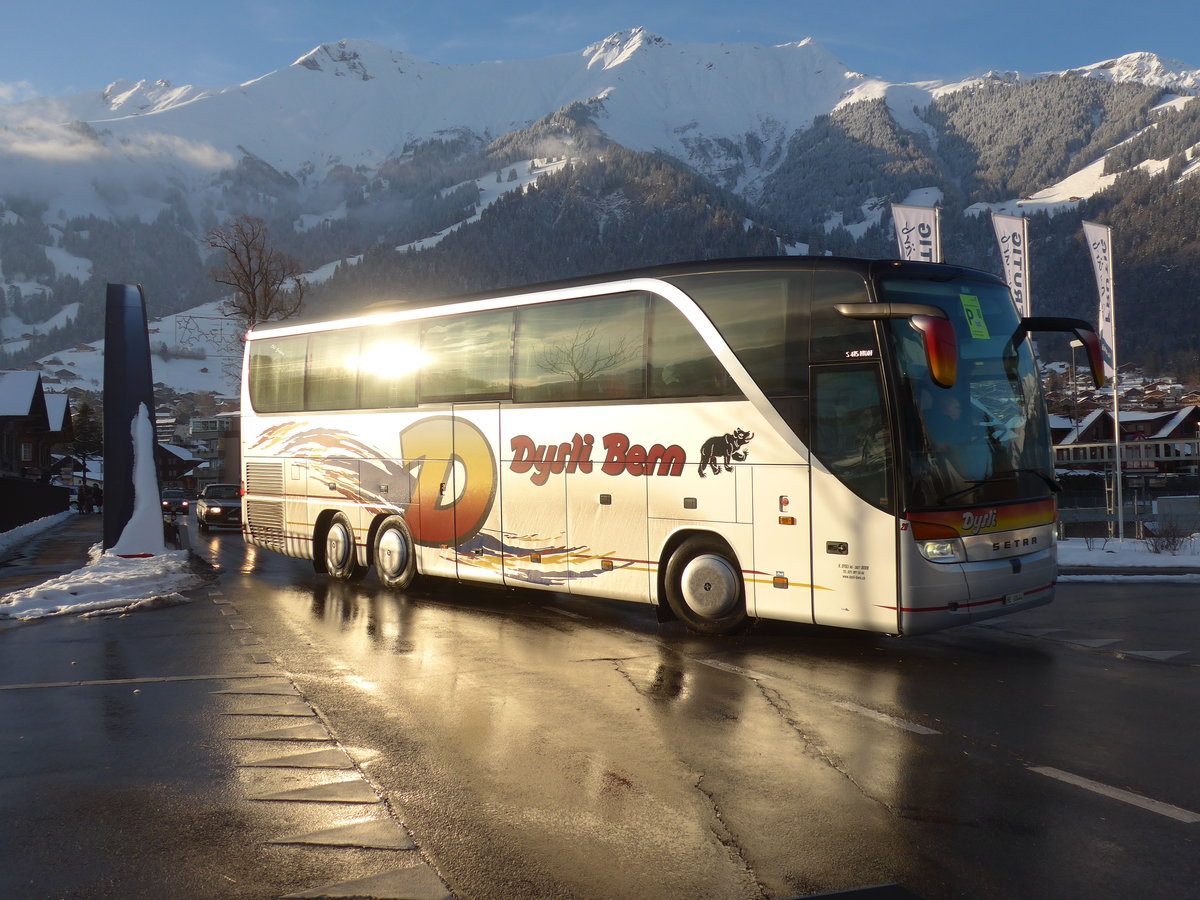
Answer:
[1030, 766, 1200, 823]
[547, 608, 585, 619]
[698, 658, 772, 681]
[1003, 627, 1065, 637]
[1063, 638, 1121, 648]
[833, 700, 940, 735]
[0, 673, 273, 691]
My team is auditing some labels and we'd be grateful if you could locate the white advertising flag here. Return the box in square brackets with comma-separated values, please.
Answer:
[891, 204, 942, 263]
[991, 213, 1031, 317]
[1083, 221, 1116, 381]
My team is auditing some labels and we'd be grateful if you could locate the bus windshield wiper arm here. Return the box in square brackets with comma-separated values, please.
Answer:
[938, 469, 1060, 505]
[1011, 468, 1062, 493]
[938, 481, 990, 505]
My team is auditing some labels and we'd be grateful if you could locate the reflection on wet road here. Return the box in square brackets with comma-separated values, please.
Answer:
[208, 524, 1200, 900]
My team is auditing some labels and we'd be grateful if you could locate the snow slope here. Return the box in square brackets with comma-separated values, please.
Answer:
[4, 33, 1198, 224]
[0, 29, 864, 219]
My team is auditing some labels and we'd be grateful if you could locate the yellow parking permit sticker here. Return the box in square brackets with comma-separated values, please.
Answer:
[960, 293, 990, 339]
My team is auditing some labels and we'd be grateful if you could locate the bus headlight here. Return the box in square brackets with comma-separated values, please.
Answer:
[918, 538, 966, 563]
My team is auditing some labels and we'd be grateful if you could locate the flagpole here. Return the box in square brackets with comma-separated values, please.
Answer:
[1020, 216, 1031, 316]
[1084, 220, 1121, 541]
[933, 206, 942, 263]
[1112, 281, 1124, 542]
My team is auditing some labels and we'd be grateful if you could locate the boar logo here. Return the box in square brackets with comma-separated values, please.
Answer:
[697, 428, 754, 477]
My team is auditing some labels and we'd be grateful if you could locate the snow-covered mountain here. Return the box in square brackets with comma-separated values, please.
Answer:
[0, 28, 870, 219]
[4, 29, 1200, 396]
[1065, 51, 1200, 93]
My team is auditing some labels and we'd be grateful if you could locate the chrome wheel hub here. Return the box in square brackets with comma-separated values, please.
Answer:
[679, 553, 740, 618]
[378, 528, 407, 577]
[326, 525, 350, 569]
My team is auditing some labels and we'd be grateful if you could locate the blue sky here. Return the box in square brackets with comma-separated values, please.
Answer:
[4, 0, 1198, 102]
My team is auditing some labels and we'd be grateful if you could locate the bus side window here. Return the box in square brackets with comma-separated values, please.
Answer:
[359, 323, 419, 409]
[811, 271, 877, 363]
[514, 294, 647, 403]
[811, 366, 893, 511]
[648, 298, 740, 399]
[306, 330, 362, 411]
[674, 270, 810, 438]
[421, 310, 514, 402]
[249, 335, 307, 413]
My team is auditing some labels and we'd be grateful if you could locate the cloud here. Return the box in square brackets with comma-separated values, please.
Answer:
[122, 132, 235, 169]
[0, 119, 111, 164]
[0, 81, 39, 104]
[0, 112, 233, 173]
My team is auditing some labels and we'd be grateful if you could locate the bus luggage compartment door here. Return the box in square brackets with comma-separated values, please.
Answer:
[402, 407, 503, 583]
[747, 465, 813, 624]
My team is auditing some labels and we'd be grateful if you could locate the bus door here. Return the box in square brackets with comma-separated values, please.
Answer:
[401, 407, 503, 584]
[808, 366, 901, 633]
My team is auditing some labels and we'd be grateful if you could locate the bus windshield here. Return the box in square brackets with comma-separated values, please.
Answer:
[882, 275, 1053, 510]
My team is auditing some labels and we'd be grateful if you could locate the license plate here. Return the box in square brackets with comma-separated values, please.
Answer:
[1004, 591, 1024, 605]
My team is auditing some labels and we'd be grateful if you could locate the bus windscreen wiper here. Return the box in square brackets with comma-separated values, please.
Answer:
[938, 469, 1060, 505]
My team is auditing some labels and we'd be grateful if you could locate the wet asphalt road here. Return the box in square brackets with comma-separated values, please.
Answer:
[2, 518, 1199, 898]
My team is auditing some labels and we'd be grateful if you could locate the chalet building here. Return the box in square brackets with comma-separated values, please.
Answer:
[1053, 406, 1200, 476]
[158, 443, 202, 487]
[0, 371, 74, 479]
[0, 371, 74, 531]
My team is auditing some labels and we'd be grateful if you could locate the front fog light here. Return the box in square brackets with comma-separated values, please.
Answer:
[919, 538, 966, 563]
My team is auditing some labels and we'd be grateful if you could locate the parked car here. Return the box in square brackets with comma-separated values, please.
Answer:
[195, 483, 242, 531]
[161, 488, 190, 517]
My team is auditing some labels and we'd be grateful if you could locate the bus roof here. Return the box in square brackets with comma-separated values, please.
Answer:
[255, 255, 1003, 337]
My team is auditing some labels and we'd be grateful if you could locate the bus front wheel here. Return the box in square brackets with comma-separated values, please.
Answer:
[324, 513, 366, 582]
[664, 537, 748, 635]
[373, 515, 417, 590]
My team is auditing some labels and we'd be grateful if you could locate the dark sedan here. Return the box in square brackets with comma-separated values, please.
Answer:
[161, 489, 190, 517]
[195, 483, 242, 531]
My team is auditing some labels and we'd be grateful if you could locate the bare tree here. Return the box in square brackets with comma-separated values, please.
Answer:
[205, 215, 305, 332]
[536, 324, 636, 388]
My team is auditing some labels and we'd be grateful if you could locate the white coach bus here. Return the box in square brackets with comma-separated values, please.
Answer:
[240, 257, 1103, 635]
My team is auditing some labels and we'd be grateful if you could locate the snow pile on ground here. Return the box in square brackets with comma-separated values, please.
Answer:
[0, 512, 206, 622]
[1058, 536, 1200, 568]
[0, 510, 73, 559]
[1057, 536, 1200, 583]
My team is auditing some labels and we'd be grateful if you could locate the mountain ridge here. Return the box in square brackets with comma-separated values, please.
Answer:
[3, 29, 1200, 393]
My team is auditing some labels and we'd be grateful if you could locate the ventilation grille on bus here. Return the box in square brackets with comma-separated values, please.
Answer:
[246, 500, 285, 550]
[246, 462, 284, 497]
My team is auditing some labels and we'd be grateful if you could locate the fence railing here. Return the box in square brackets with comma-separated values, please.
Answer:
[1055, 439, 1200, 468]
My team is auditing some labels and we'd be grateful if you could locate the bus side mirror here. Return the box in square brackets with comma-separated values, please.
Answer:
[1012, 317, 1106, 388]
[909, 315, 958, 388]
[836, 302, 958, 388]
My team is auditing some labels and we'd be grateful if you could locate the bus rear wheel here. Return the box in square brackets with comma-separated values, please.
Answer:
[373, 515, 417, 589]
[664, 537, 748, 635]
[324, 513, 366, 582]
